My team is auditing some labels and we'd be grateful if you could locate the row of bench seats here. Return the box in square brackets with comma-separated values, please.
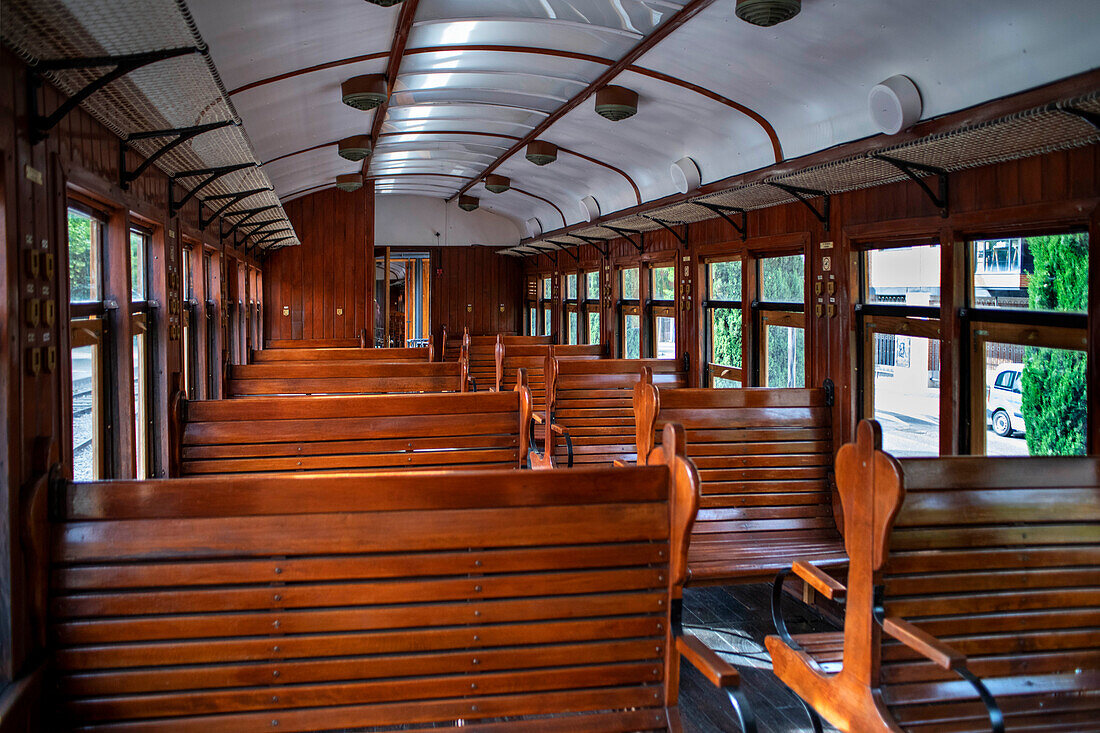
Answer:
[48, 427, 755, 732]
[253, 345, 431, 362]
[227, 359, 468, 397]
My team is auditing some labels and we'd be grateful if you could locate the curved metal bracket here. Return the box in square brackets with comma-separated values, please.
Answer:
[200, 188, 271, 230]
[870, 153, 949, 218]
[604, 226, 644, 253]
[1061, 104, 1100, 131]
[574, 235, 611, 258]
[27, 47, 200, 144]
[548, 241, 580, 263]
[767, 182, 830, 231]
[770, 568, 801, 650]
[224, 205, 279, 239]
[169, 163, 256, 217]
[643, 215, 687, 246]
[531, 245, 558, 265]
[120, 120, 237, 190]
[695, 202, 747, 241]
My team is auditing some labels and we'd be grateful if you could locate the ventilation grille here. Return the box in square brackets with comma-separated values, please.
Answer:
[1, 0, 300, 250]
[505, 92, 1100, 254]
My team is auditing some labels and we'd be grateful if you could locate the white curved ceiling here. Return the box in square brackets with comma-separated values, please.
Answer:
[188, 0, 1100, 240]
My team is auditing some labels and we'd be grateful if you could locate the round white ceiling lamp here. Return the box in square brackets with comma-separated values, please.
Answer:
[869, 75, 923, 135]
[735, 0, 801, 26]
[485, 175, 511, 194]
[526, 141, 558, 166]
[335, 174, 363, 192]
[458, 195, 479, 212]
[526, 218, 543, 238]
[595, 86, 638, 122]
[580, 195, 601, 222]
[341, 74, 387, 111]
[338, 135, 372, 161]
[670, 157, 701, 194]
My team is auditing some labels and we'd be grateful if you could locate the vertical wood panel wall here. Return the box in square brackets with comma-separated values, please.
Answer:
[434, 245, 523, 337]
[263, 184, 375, 343]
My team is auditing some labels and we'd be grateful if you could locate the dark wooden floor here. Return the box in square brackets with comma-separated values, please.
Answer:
[678, 584, 840, 733]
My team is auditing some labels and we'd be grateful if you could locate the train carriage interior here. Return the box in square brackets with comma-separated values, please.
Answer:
[1, 0, 1099, 731]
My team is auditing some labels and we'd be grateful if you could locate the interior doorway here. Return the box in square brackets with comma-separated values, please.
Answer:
[374, 249, 431, 348]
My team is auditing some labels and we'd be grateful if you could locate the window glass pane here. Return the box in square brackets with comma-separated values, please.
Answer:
[130, 230, 147, 301]
[983, 343, 1086, 456]
[542, 307, 551, 336]
[568, 311, 578, 344]
[764, 324, 805, 387]
[973, 234, 1087, 313]
[709, 307, 742, 369]
[651, 266, 674, 301]
[623, 314, 640, 358]
[541, 277, 551, 300]
[71, 342, 100, 480]
[565, 273, 577, 300]
[182, 248, 193, 300]
[871, 333, 940, 457]
[133, 332, 149, 478]
[713, 377, 742, 389]
[68, 208, 101, 302]
[655, 315, 675, 359]
[586, 271, 599, 300]
[587, 311, 600, 344]
[708, 260, 741, 301]
[760, 254, 804, 303]
[621, 268, 639, 300]
[529, 307, 537, 335]
[866, 245, 940, 306]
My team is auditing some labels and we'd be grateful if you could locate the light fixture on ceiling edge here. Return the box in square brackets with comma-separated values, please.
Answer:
[341, 74, 387, 111]
[459, 195, 479, 211]
[338, 135, 373, 161]
[735, 0, 801, 27]
[526, 141, 558, 166]
[595, 86, 638, 121]
[336, 174, 363, 192]
[485, 174, 511, 194]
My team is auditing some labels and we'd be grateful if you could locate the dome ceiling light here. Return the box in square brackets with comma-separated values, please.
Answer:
[338, 135, 373, 161]
[335, 174, 363, 192]
[458, 195, 479, 212]
[735, 0, 801, 26]
[594, 86, 638, 122]
[485, 174, 511, 194]
[341, 74, 387, 111]
[526, 218, 543, 238]
[869, 75, 923, 135]
[580, 195, 601, 222]
[525, 141, 558, 166]
[364, 0, 405, 6]
[670, 157, 701, 194]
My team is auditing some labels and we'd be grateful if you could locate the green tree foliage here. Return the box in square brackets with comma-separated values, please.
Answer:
[652, 266, 675, 300]
[1021, 233, 1087, 456]
[761, 256, 805, 388]
[624, 314, 640, 358]
[708, 262, 742, 384]
[68, 211, 94, 301]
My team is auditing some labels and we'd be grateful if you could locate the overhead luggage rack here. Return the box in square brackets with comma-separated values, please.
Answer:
[1, 0, 301, 250]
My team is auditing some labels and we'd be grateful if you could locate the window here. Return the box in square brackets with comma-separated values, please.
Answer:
[525, 276, 538, 336]
[584, 270, 601, 345]
[68, 206, 106, 480]
[539, 275, 553, 336]
[182, 247, 196, 399]
[650, 265, 675, 359]
[969, 232, 1088, 456]
[563, 272, 579, 344]
[705, 258, 743, 387]
[203, 251, 217, 398]
[757, 254, 805, 388]
[859, 243, 943, 457]
[619, 267, 640, 358]
[130, 228, 151, 479]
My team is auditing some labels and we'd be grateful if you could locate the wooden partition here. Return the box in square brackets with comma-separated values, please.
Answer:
[252, 346, 430, 363]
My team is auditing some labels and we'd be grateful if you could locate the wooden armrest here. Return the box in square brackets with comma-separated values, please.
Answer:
[792, 560, 846, 602]
[677, 635, 740, 688]
[549, 422, 565, 435]
[613, 459, 628, 468]
[881, 615, 965, 670]
[532, 413, 544, 424]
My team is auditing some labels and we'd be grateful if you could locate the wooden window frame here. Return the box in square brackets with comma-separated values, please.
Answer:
[617, 265, 641, 358]
[753, 250, 808, 388]
[702, 255, 745, 386]
[647, 262, 676, 360]
[562, 271, 579, 344]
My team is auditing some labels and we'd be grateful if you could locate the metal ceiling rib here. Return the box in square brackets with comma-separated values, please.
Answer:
[0, 0, 300, 250]
[504, 92, 1100, 255]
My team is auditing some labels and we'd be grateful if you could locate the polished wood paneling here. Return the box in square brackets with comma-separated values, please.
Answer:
[434, 245, 523, 336]
[263, 184, 375, 343]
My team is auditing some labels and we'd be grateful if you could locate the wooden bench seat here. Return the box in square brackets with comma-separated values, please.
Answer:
[496, 342, 605, 414]
[180, 389, 530, 475]
[226, 359, 467, 397]
[47, 428, 755, 732]
[533, 358, 686, 468]
[252, 346, 431, 363]
[634, 380, 844, 585]
[767, 420, 1100, 733]
[445, 330, 550, 392]
[266, 336, 364, 348]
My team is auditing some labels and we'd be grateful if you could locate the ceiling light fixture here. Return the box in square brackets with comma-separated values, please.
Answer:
[341, 74, 387, 111]
[580, 195, 601, 222]
[735, 0, 801, 26]
[526, 141, 558, 166]
[670, 157, 701, 194]
[335, 174, 363, 192]
[364, 0, 405, 6]
[594, 86, 638, 121]
[485, 175, 511, 194]
[458, 195, 479, 211]
[526, 218, 543, 238]
[869, 75, 923, 135]
[338, 135, 373, 161]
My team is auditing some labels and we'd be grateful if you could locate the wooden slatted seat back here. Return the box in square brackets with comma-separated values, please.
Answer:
[497, 343, 604, 414]
[635, 381, 841, 584]
[442, 331, 538, 391]
[266, 337, 362, 348]
[545, 358, 686, 466]
[49, 452, 700, 731]
[767, 420, 1100, 733]
[181, 390, 530, 475]
[226, 359, 465, 397]
[252, 346, 431, 363]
